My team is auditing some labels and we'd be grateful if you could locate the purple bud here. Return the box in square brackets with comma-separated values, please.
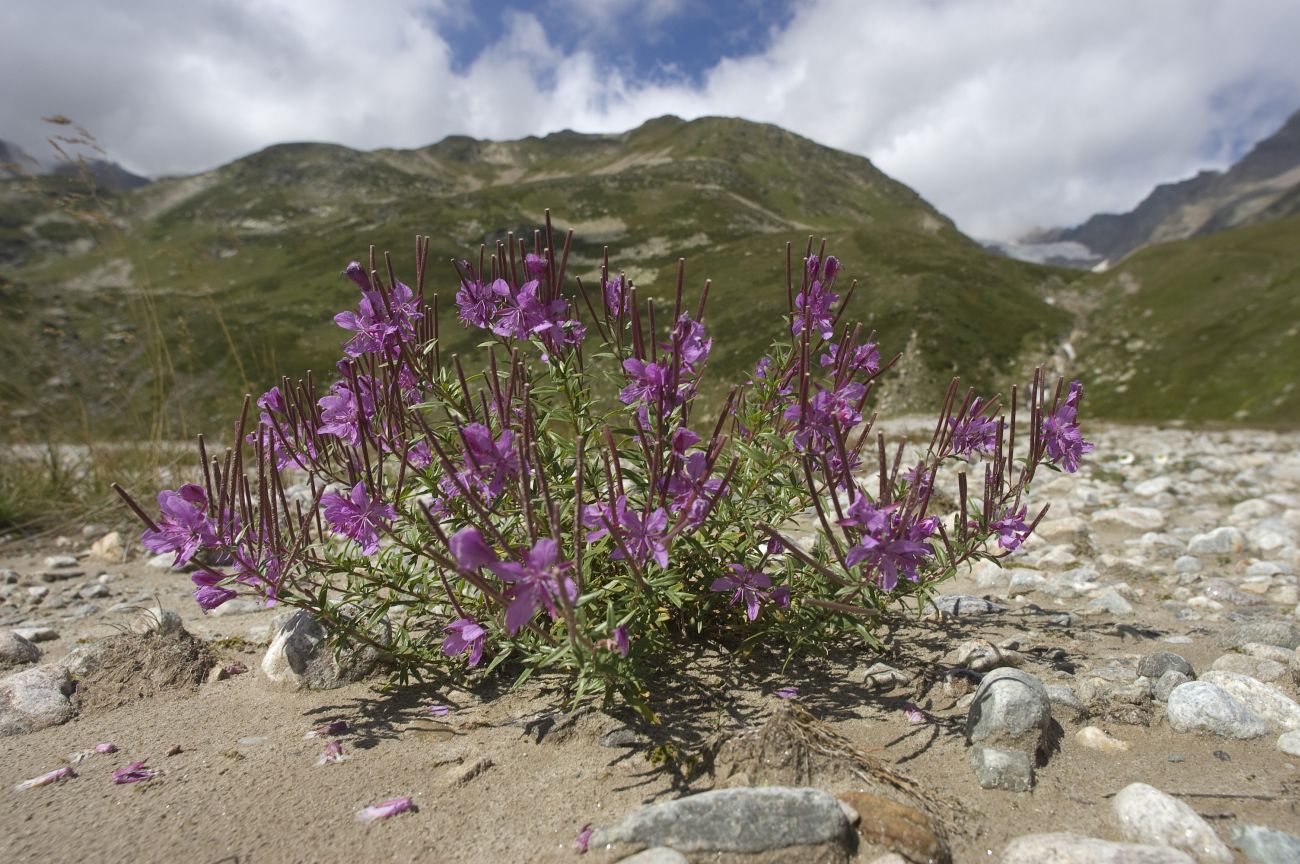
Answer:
[823, 255, 840, 281]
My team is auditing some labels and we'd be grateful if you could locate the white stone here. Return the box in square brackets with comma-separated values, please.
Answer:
[1174, 555, 1203, 574]
[1000, 832, 1195, 864]
[89, 531, 124, 562]
[1133, 476, 1174, 497]
[1200, 670, 1300, 732]
[1165, 682, 1268, 739]
[1112, 783, 1233, 864]
[1093, 507, 1167, 533]
[1187, 527, 1248, 557]
[1075, 726, 1129, 752]
[1278, 730, 1300, 757]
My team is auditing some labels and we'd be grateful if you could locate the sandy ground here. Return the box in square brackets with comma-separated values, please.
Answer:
[2, 425, 1299, 863]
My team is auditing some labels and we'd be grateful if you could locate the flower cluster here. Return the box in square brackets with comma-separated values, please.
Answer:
[119, 220, 1090, 712]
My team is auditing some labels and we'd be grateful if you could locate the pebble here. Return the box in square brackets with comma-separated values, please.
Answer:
[1092, 507, 1167, 533]
[1209, 653, 1286, 683]
[1199, 670, 1300, 731]
[1000, 832, 1196, 863]
[0, 664, 75, 736]
[42, 555, 78, 569]
[260, 609, 384, 690]
[1188, 527, 1248, 557]
[1218, 621, 1300, 650]
[1111, 782, 1232, 863]
[88, 531, 124, 561]
[926, 594, 1005, 618]
[1229, 824, 1300, 864]
[590, 787, 852, 860]
[1278, 730, 1300, 756]
[1087, 588, 1133, 615]
[837, 791, 950, 864]
[1138, 651, 1194, 679]
[860, 662, 912, 690]
[617, 850, 688, 864]
[1155, 670, 1191, 702]
[1173, 556, 1203, 573]
[1044, 684, 1085, 718]
[129, 606, 184, 636]
[12, 626, 58, 643]
[967, 668, 1051, 791]
[1075, 726, 1129, 752]
[0, 631, 41, 667]
[1165, 681, 1268, 739]
[950, 640, 1024, 671]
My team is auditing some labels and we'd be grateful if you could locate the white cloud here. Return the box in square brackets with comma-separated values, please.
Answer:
[2, 0, 1298, 239]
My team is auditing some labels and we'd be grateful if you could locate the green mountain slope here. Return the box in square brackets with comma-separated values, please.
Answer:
[1067, 214, 1300, 424]
[0, 115, 1073, 440]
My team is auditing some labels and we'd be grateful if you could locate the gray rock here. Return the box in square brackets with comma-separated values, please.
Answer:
[55, 641, 109, 676]
[1165, 682, 1268, 739]
[968, 668, 1053, 753]
[88, 531, 124, 562]
[1199, 670, 1300, 732]
[0, 569, 18, 584]
[927, 594, 1005, 618]
[970, 745, 1034, 792]
[618, 849, 689, 864]
[209, 598, 268, 617]
[590, 787, 851, 861]
[951, 640, 1025, 672]
[1112, 782, 1232, 863]
[1209, 653, 1286, 683]
[1133, 476, 1174, 497]
[1291, 648, 1300, 687]
[76, 583, 110, 600]
[0, 664, 75, 736]
[1188, 527, 1248, 557]
[1173, 556, 1203, 574]
[129, 606, 184, 636]
[1138, 651, 1194, 680]
[1155, 670, 1192, 702]
[1087, 588, 1133, 615]
[860, 662, 912, 690]
[1000, 832, 1196, 864]
[1278, 730, 1300, 756]
[1229, 824, 1300, 864]
[42, 555, 77, 569]
[39, 569, 83, 583]
[1044, 684, 1085, 718]
[260, 609, 385, 690]
[0, 631, 40, 667]
[1218, 620, 1300, 650]
[13, 626, 58, 643]
[1092, 507, 1167, 533]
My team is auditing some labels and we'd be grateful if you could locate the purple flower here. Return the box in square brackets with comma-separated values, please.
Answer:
[610, 504, 671, 569]
[491, 280, 545, 340]
[575, 824, 593, 853]
[619, 358, 672, 409]
[15, 766, 77, 791]
[316, 740, 348, 766]
[305, 720, 349, 739]
[671, 315, 712, 373]
[141, 484, 218, 567]
[784, 383, 864, 454]
[449, 527, 497, 571]
[613, 625, 630, 658]
[819, 340, 880, 375]
[442, 616, 486, 666]
[603, 275, 626, 316]
[1042, 380, 1093, 473]
[456, 424, 521, 500]
[428, 703, 450, 717]
[775, 686, 799, 699]
[95, 742, 118, 754]
[904, 703, 926, 724]
[335, 266, 423, 357]
[112, 760, 161, 784]
[711, 564, 781, 621]
[321, 482, 397, 556]
[487, 539, 577, 634]
[990, 505, 1031, 551]
[664, 450, 724, 529]
[843, 505, 937, 592]
[949, 399, 999, 457]
[456, 277, 509, 330]
[901, 462, 932, 498]
[317, 381, 372, 447]
[792, 273, 838, 340]
[190, 571, 237, 612]
[524, 252, 548, 280]
[356, 796, 413, 823]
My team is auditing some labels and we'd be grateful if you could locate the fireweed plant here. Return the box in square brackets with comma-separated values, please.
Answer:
[116, 215, 1091, 714]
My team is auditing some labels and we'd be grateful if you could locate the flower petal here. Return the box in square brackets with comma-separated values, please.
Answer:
[15, 766, 76, 791]
[356, 796, 413, 823]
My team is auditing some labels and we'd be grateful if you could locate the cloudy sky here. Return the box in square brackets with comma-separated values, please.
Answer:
[3, 0, 1298, 239]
